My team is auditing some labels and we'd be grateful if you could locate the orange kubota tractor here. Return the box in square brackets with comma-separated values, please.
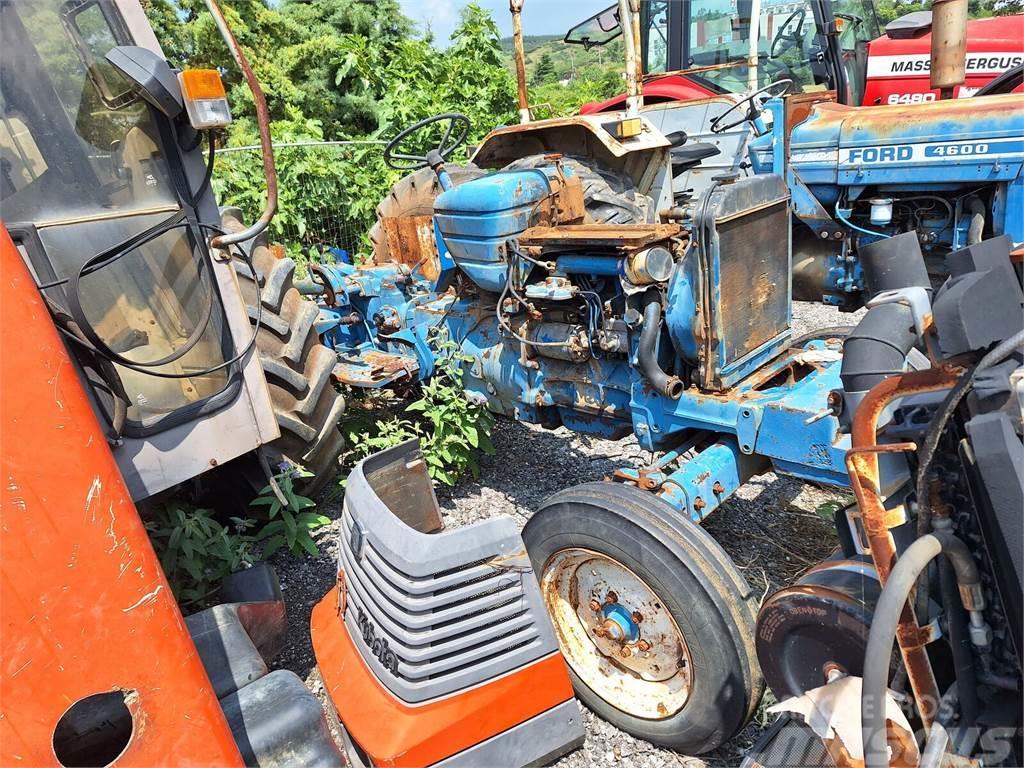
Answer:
[0, 0, 347, 762]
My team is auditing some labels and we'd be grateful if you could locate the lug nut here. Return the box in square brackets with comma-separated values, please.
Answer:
[619, 647, 632, 658]
[589, 599, 602, 612]
[637, 639, 651, 652]
[605, 591, 618, 604]
[631, 611, 643, 624]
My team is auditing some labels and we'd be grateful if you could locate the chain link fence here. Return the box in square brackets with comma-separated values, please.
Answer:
[215, 140, 392, 266]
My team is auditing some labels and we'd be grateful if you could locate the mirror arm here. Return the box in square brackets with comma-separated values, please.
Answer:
[203, 0, 277, 249]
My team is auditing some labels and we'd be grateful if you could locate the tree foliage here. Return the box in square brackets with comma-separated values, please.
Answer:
[147, 1, 518, 262]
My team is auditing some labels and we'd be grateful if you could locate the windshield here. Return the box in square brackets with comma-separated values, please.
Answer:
[2, 0, 232, 426]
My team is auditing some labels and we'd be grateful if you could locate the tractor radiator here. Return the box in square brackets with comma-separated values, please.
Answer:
[694, 174, 792, 390]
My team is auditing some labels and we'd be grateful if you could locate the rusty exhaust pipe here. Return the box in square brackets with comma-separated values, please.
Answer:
[930, 0, 969, 100]
[203, 0, 278, 248]
[509, 0, 531, 123]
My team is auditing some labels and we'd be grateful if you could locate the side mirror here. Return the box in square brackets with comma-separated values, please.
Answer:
[105, 46, 183, 119]
[564, 4, 622, 49]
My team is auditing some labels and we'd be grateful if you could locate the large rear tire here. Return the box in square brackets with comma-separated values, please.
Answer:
[229, 224, 346, 498]
[522, 482, 763, 754]
[369, 164, 485, 265]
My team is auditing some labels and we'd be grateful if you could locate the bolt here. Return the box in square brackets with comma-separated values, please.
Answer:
[619, 647, 632, 658]
[589, 599, 602, 612]
[637, 639, 651, 652]
[209, 459, 218, 467]
[593, 624, 610, 638]
[605, 591, 618, 604]
[631, 611, 643, 624]
[712, 481, 724, 497]
[693, 497, 707, 512]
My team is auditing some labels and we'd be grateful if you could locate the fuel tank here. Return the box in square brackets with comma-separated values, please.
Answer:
[434, 168, 555, 293]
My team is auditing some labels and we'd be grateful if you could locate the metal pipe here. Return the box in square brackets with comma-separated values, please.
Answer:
[930, 0, 969, 99]
[861, 531, 982, 768]
[509, 0, 531, 123]
[217, 140, 387, 154]
[637, 292, 683, 399]
[203, 0, 277, 248]
[618, 0, 642, 116]
[845, 367, 964, 729]
[747, 0, 762, 93]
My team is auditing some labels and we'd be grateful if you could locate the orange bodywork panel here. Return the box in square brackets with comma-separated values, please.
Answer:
[311, 586, 575, 767]
[0, 225, 243, 766]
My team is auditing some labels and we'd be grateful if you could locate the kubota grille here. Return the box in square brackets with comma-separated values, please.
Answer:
[336, 442, 560, 704]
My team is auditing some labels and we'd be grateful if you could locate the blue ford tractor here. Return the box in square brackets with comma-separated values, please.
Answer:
[302, 4, 1023, 761]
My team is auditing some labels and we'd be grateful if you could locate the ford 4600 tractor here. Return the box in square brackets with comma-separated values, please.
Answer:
[304, 2, 1022, 764]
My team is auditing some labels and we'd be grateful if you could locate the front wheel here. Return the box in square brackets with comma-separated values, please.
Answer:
[522, 482, 763, 754]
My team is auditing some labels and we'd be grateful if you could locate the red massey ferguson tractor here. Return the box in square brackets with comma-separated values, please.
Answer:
[565, 0, 1024, 113]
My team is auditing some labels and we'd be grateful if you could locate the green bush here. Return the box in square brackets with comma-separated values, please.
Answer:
[145, 504, 258, 608]
[345, 336, 495, 486]
[145, 467, 331, 608]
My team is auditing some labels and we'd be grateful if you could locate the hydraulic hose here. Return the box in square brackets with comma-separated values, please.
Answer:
[862, 531, 984, 768]
[637, 292, 683, 399]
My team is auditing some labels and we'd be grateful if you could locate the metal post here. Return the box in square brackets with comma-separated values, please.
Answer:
[930, 0, 968, 100]
[509, 0, 531, 123]
[747, 0, 762, 93]
[619, 0, 644, 116]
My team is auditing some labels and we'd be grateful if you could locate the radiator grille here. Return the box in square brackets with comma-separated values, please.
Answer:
[339, 507, 550, 702]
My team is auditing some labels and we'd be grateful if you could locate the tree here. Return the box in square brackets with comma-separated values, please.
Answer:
[533, 52, 556, 85]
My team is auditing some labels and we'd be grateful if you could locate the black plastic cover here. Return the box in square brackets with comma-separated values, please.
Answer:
[105, 46, 183, 118]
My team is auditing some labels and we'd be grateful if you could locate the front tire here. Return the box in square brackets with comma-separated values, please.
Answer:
[522, 482, 763, 754]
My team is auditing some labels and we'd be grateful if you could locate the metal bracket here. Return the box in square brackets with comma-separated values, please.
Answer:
[866, 285, 932, 338]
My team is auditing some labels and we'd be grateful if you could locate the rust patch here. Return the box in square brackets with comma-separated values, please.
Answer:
[380, 215, 440, 280]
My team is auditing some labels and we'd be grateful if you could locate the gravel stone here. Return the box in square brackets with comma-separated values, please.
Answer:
[273, 301, 864, 766]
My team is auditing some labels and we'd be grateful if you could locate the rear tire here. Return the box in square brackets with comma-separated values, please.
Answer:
[522, 482, 763, 754]
[369, 164, 485, 265]
[230, 227, 346, 497]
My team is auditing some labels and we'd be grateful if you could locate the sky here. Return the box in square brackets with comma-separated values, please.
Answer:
[399, 0, 612, 46]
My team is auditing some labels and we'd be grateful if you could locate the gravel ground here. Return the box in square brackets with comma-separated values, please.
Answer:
[271, 301, 865, 767]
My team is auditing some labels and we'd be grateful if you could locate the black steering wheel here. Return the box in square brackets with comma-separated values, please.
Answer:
[770, 8, 806, 59]
[709, 79, 792, 134]
[383, 113, 471, 170]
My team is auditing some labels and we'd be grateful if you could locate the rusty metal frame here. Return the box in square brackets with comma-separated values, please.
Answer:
[844, 366, 965, 727]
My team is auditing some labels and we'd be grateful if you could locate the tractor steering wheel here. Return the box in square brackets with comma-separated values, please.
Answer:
[709, 79, 792, 134]
[770, 8, 806, 59]
[383, 113, 471, 170]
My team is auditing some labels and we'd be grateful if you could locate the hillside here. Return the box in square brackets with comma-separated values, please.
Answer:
[499, 33, 625, 85]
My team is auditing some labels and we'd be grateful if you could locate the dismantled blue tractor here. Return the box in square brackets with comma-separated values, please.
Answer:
[305, 105, 1023, 759]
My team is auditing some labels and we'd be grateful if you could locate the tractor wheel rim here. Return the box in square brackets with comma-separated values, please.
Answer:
[540, 547, 692, 719]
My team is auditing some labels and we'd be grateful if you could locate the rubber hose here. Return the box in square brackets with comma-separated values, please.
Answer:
[939, 550, 978, 727]
[862, 532, 982, 768]
[966, 196, 985, 246]
[637, 292, 683, 399]
[840, 302, 918, 395]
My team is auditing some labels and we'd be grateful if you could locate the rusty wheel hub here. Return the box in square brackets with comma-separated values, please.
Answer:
[541, 548, 692, 719]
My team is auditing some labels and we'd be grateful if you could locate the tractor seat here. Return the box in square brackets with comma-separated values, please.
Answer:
[671, 142, 722, 175]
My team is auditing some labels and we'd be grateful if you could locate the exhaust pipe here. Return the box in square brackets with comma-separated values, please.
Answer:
[930, 0, 968, 100]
